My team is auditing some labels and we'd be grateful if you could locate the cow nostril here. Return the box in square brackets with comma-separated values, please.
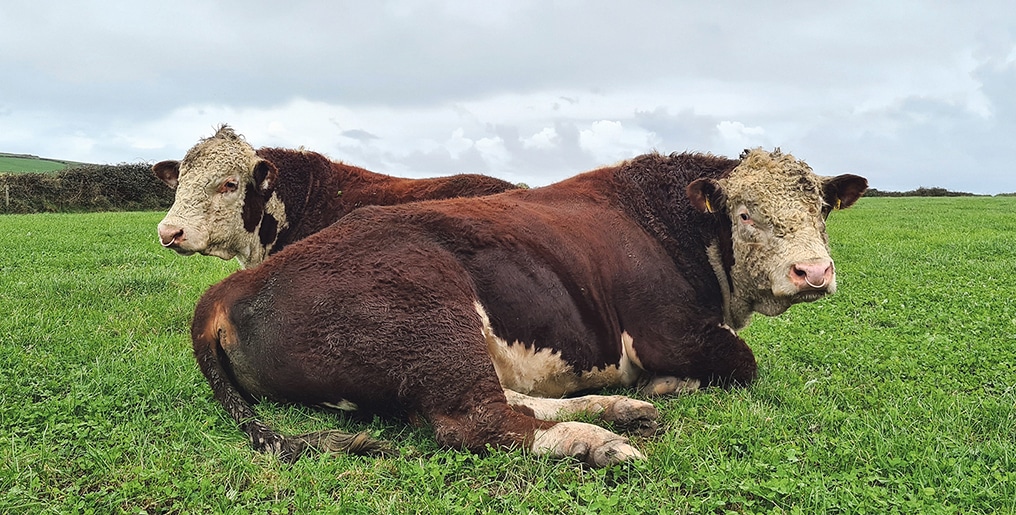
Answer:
[790, 262, 833, 289]
[159, 226, 184, 247]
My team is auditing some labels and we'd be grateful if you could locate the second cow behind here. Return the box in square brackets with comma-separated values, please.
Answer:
[155, 125, 517, 268]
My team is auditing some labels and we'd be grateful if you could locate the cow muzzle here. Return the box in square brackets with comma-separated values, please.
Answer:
[788, 260, 834, 293]
[157, 223, 194, 254]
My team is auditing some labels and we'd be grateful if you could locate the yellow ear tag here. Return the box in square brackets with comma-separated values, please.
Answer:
[704, 197, 714, 213]
[835, 198, 842, 210]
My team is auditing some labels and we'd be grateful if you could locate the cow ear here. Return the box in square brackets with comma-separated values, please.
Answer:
[252, 159, 279, 194]
[822, 174, 868, 211]
[152, 160, 180, 190]
[687, 178, 726, 214]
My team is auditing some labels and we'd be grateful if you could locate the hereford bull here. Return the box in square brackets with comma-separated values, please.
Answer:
[191, 148, 866, 466]
[154, 125, 516, 268]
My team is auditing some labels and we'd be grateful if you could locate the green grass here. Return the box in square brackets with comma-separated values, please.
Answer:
[1, 199, 1014, 513]
[0, 154, 75, 173]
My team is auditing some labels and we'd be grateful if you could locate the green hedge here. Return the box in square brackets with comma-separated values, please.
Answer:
[0, 163, 173, 214]
[865, 187, 977, 197]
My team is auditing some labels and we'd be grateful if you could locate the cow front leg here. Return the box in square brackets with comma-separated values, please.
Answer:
[503, 389, 659, 436]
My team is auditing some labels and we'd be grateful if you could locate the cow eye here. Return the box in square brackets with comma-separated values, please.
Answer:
[219, 179, 239, 194]
[737, 208, 754, 226]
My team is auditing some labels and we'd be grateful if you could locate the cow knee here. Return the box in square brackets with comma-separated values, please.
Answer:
[692, 325, 758, 387]
[714, 358, 758, 387]
[430, 404, 555, 454]
[431, 416, 474, 451]
[429, 413, 512, 452]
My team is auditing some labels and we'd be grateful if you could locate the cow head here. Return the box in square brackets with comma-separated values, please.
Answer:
[155, 125, 284, 267]
[687, 148, 866, 328]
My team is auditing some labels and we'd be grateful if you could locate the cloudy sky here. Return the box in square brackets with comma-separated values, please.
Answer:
[1, 1, 1013, 193]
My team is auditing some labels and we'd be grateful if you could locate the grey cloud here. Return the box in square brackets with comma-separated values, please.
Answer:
[632, 107, 720, 152]
[341, 129, 380, 141]
[799, 93, 1015, 194]
[976, 58, 1016, 119]
[492, 122, 602, 183]
[386, 145, 492, 179]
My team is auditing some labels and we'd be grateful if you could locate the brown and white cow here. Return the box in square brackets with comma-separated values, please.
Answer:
[190, 148, 866, 466]
[154, 125, 516, 268]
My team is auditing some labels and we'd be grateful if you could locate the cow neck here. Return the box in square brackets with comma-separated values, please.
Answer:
[257, 149, 318, 257]
[276, 162, 315, 246]
[615, 154, 734, 318]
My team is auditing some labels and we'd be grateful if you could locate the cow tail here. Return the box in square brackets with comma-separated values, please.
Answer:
[191, 299, 393, 462]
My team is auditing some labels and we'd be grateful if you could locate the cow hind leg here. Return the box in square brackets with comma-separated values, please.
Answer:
[503, 389, 659, 436]
[531, 421, 645, 467]
[427, 401, 643, 468]
[403, 291, 644, 466]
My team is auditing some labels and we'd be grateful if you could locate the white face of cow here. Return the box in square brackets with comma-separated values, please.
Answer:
[687, 148, 867, 329]
[155, 126, 283, 268]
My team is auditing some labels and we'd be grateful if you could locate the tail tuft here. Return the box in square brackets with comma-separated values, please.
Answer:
[249, 426, 397, 462]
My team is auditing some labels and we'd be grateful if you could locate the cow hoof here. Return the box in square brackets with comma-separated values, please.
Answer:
[588, 437, 644, 467]
[613, 417, 659, 437]
[532, 422, 645, 467]
[598, 397, 659, 437]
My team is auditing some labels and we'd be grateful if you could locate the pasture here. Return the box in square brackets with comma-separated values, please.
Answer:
[1, 198, 1014, 513]
[0, 154, 73, 174]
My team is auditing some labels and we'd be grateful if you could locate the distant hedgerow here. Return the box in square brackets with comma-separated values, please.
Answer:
[0, 163, 173, 214]
[864, 187, 977, 197]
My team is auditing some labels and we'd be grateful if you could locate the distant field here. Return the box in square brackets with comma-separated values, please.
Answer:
[0, 153, 79, 173]
[1, 199, 1014, 513]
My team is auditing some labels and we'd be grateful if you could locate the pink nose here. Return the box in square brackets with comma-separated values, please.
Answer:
[158, 225, 184, 247]
[789, 261, 834, 291]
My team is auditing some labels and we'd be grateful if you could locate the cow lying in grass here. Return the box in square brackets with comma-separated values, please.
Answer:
[155, 125, 516, 268]
[191, 148, 866, 466]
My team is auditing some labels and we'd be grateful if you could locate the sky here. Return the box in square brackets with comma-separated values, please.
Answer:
[1, 1, 1014, 193]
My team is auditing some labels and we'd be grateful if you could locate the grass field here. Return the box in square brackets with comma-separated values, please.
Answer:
[0, 154, 75, 174]
[1, 198, 1014, 513]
